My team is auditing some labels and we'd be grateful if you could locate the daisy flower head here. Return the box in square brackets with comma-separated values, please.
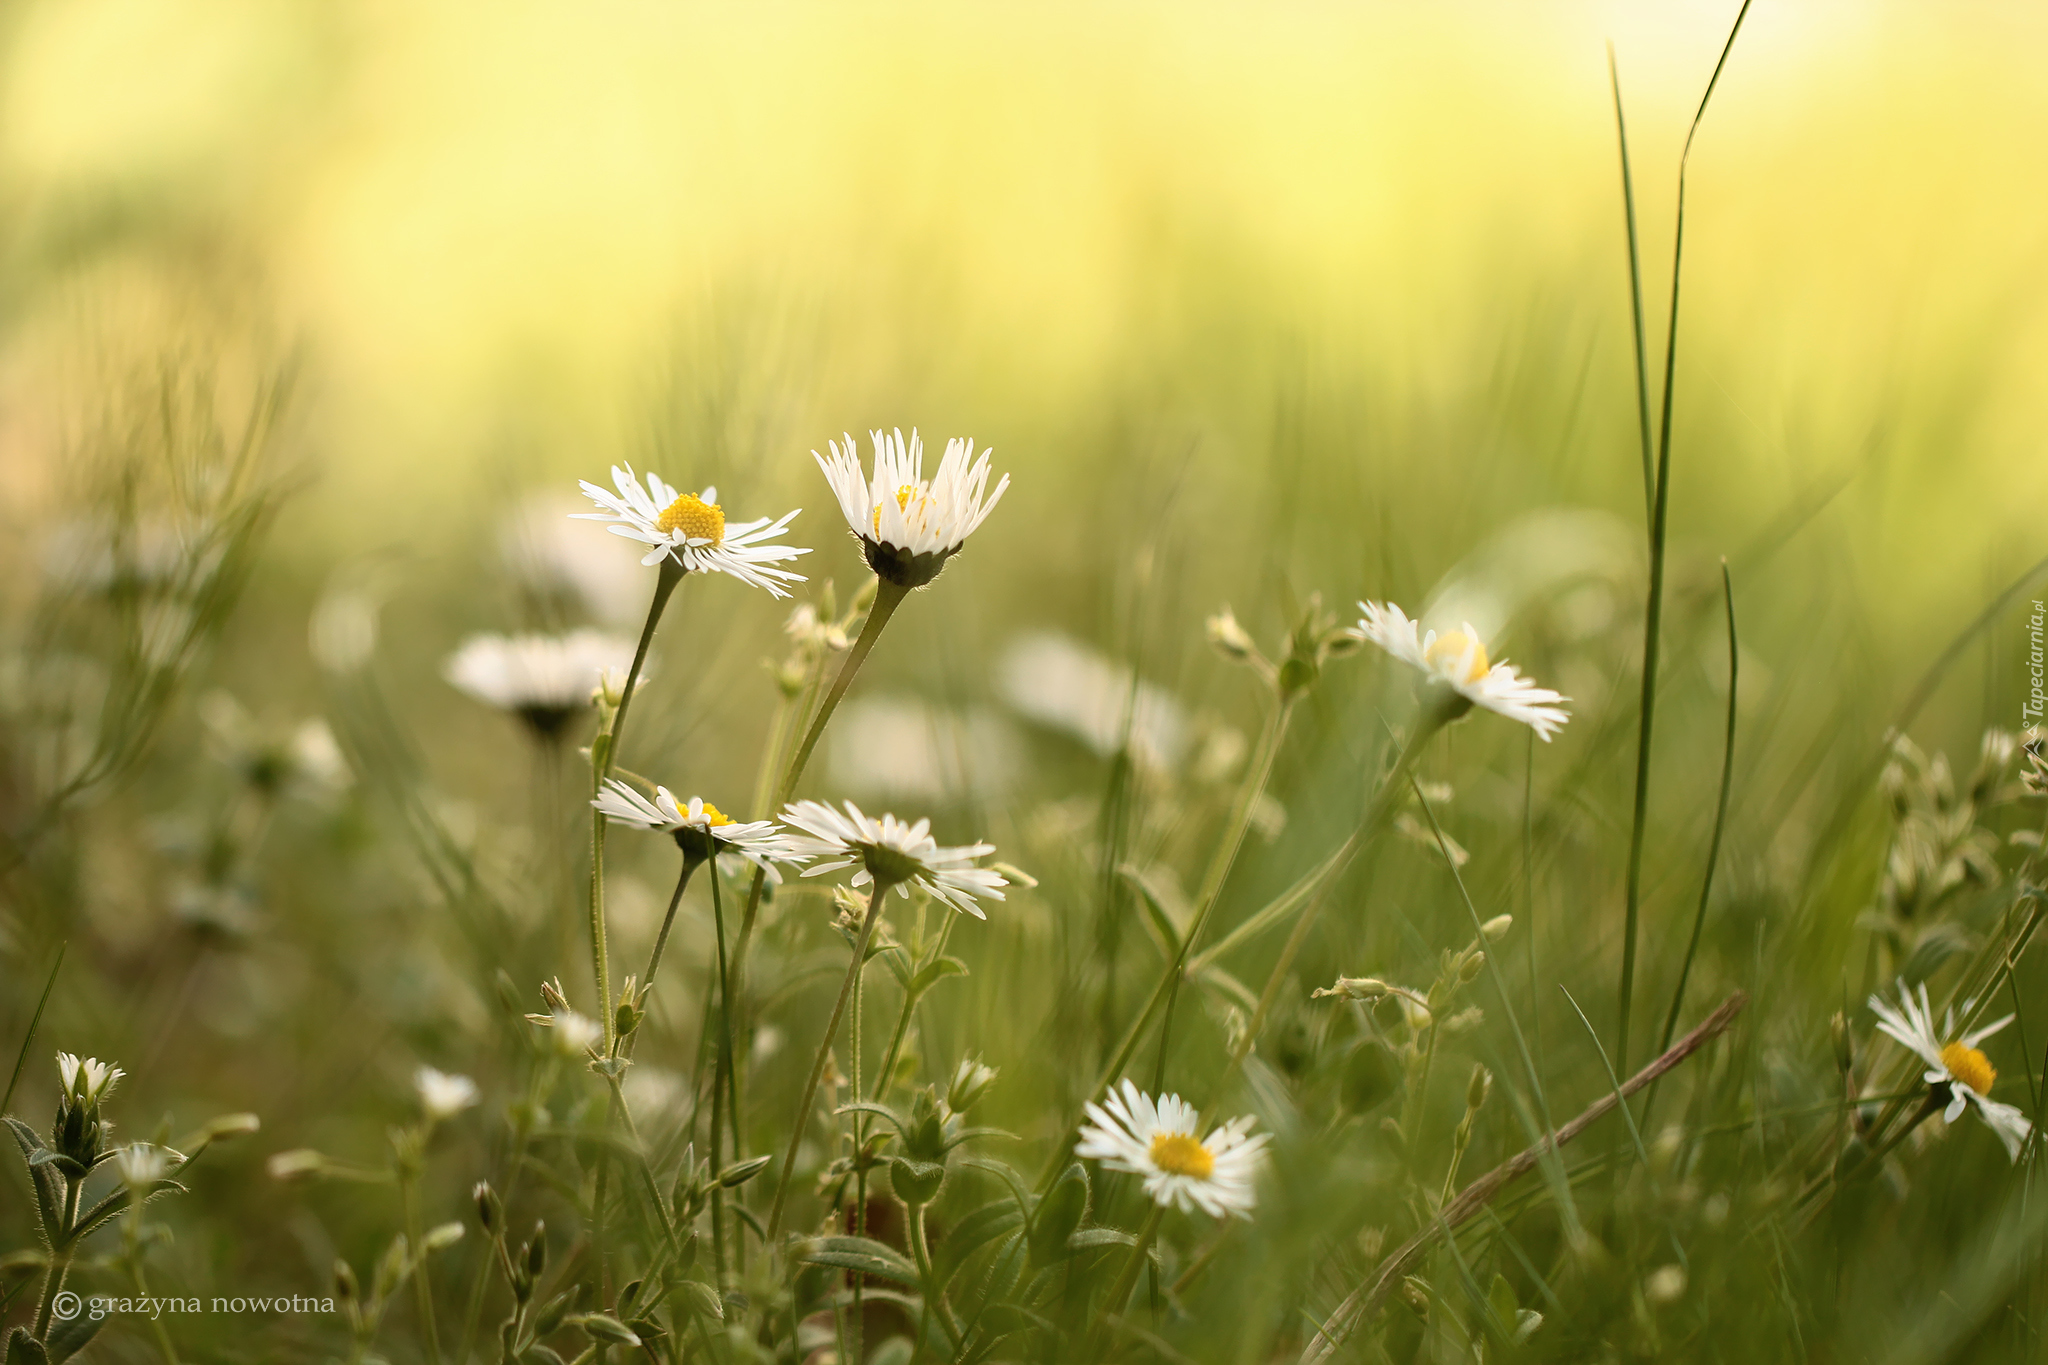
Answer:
[1355, 601, 1569, 740]
[1076, 1080, 1268, 1219]
[815, 429, 1009, 588]
[593, 778, 811, 880]
[573, 465, 809, 597]
[445, 629, 637, 737]
[1870, 982, 2033, 1160]
[780, 799, 1008, 918]
[56, 1053, 123, 1109]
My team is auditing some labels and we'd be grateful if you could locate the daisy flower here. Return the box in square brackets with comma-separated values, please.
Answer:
[415, 1067, 480, 1122]
[814, 429, 1009, 588]
[1076, 1080, 1269, 1219]
[593, 778, 811, 880]
[573, 466, 808, 597]
[1355, 601, 1569, 740]
[445, 629, 637, 737]
[780, 799, 1008, 918]
[1870, 982, 2033, 1160]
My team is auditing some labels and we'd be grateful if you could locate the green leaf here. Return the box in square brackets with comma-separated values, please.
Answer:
[833, 1100, 909, 1137]
[6, 1326, 49, 1365]
[940, 1126, 1017, 1152]
[1066, 1227, 1136, 1250]
[44, 1314, 103, 1365]
[4, 1120, 63, 1245]
[909, 955, 969, 998]
[1026, 1162, 1089, 1268]
[1120, 864, 1189, 959]
[939, 1201, 1024, 1272]
[796, 1235, 920, 1286]
[1488, 1274, 1519, 1339]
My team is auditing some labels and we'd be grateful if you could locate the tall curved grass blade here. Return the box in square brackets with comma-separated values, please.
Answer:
[2, 945, 64, 1117]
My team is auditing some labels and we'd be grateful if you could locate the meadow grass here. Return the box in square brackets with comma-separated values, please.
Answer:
[3, 6, 2048, 1364]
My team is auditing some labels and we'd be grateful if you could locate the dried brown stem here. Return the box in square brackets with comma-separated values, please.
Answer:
[1300, 989, 1749, 1364]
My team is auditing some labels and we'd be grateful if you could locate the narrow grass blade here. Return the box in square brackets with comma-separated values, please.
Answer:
[2, 944, 65, 1116]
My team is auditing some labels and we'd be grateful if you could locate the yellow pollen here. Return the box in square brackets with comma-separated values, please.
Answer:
[874, 482, 932, 535]
[655, 494, 724, 545]
[1424, 631, 1490, 684]
[1148, 1132, 1214, 1180]
[1941, 1041, 1996, 1096]
[698, 802, 734, 828]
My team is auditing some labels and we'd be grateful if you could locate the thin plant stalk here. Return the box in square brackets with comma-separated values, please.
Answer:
[765, 877, 902, 1239]
[591, 558, 684, 1052]
[640, 855, 703, 1002]
[708, 859, 738, 1289]
[1151, 696, 1297, 1089]
[1645, 562, 1738, 1126]
[1197, 716, 1442, 1127]
[1090, 1204, 1166, 1348]
[400, 1166, 441, 1365]
[1615, 0, 1754, 1077]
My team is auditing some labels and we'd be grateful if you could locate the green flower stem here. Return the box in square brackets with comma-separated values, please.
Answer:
[727, 578, 910, 1243]
[639, 854, 703, 1004]
[907, 1201, 963, 1349]
[1088, 1203, 1165, 1351]
[1150, 696, 1297, 1089]
[765, 876, 901, 1240]
[590, 557, 684, 1054]
[707, 858, 738, 1290]
[400, 1160, 441, 1365]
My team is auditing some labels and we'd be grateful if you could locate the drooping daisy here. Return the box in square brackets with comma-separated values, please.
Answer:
[1077, 1080, 1269, 1219]
[1870, 982, 2033, 1160]
[415, 1067, 480, 1122]
[445, 629, 638, 737]
[593, 778, 811, 880]
[1355, 601, 1570, 740]
[780, 799, 1009, 918]
[814, 429, 1010, 588]
[573, 466, 808, 597]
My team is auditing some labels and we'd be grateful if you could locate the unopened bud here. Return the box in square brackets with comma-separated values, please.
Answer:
[422, 1222, 466, 1253]
[1830, 1011, 1853, 1075]
[1458, 951, 1486, 983]
[1465, 1064, 1492, 1112]
[1480, 914, 1513, 942]
[267, 1149, 328, 1182]
[474, 1181, 502, 1233]
[718, 1155, 773, 1188]
[947, 1056, 999, 1113]
[333, 1259, 359, 1303]
[526, 1223, 548, 1279]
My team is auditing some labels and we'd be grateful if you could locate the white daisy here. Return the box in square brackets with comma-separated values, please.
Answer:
[1870, 982, 2033, 1160]
[415, 1067, 480, 1122]
[114, 1143, 179, 1187]
[445, 629, 638, 736]
[592, 778, 811, 881]
[573, 466, 808, 597]
[1076, 1079, 1268, 1219]
[1355, 601, 1570, 740]
[779, 799, 1009, 918]
[814, 429, 1009, 587]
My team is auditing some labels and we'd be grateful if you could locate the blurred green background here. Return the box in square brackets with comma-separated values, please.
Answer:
[3, 1, 2048, 1361]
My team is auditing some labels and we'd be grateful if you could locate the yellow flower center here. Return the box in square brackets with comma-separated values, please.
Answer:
[874, 482, 933, 535]
[1148, 1131, 1214, 1180]
[699, 802, 733, 828]
[1941, 1041, 1996, 1096]
[655, 494, 724, 545]
[1424, 631, 1490, 684]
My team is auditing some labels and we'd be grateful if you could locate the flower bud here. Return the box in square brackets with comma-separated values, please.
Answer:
[422, 1222, 466, 1253]
[1830, 1011, 1853, 1075]
[1480, 914, 1513, 942]
[1311, 976, 1389, 1002]
[946, 1056, 998, 1114]
[1465, 1064, 1493, 1113]
[333, 1258, 359, 1304]
[267, 1149, 329, 1182]
[1457, 951, 1486, 984]
[717, 1155, 773, 1188]
[474, 1181, 503, 1233]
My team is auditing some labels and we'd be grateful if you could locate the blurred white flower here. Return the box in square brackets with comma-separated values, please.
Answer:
[444, 630, 636, 736]
[415, 1067, 480, 1121]
[1077, 1080, 1268, 1219]
[529, 1008, 603, 1057]
[781, 799, 1009, 918]
[1355, 602, 1569, 740]
[828, 694, 1022, 801]
[1870, 982, 2032, 1160]
[997, 631, 1187, 771]
[592, 779, 811, 880]
[814, 429, 1009, 587]
[115, 1143, 179, 1187]
[500, 491, 646, 625]
[573, 467, 808, 597]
